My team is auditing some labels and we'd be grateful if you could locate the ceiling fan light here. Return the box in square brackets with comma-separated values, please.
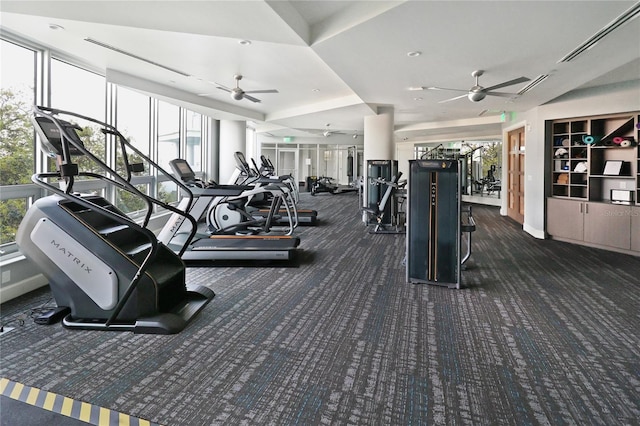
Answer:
[468, 92, 485, 102]
[231, 90, 244, 100]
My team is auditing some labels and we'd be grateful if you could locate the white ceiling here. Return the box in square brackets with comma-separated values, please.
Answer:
[1, 1, 639, 143]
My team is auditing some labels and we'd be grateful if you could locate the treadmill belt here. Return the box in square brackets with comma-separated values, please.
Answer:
[192, 236, 300, 250]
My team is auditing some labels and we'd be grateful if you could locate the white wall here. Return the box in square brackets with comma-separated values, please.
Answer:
[219, 120, 246, 183]
[395, 142, 414, 181]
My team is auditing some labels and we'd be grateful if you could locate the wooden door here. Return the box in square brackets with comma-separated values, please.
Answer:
[507, 128, 525, 224]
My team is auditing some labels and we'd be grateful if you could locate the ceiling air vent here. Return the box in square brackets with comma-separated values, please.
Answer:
[517, 74, 550, 95]
[84, 38, 191, 77]
[557, 3, 640, 63]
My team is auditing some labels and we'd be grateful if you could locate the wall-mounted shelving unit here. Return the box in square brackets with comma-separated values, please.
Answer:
[547, 112, 639, 256]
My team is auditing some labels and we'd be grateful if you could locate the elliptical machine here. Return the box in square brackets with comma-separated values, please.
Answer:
[16, 106, 214, 334]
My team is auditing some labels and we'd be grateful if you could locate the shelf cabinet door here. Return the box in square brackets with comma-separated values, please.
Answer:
[583, 203, 631, 250]
[632, 207, 640, 253]
[547, 198, 584, 241]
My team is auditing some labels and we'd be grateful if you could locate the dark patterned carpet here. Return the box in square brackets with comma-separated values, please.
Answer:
[1, 192, 639, 425]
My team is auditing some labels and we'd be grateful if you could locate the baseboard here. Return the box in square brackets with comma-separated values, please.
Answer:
[523, 223, 545, 239]
[0, 274, 48, 304]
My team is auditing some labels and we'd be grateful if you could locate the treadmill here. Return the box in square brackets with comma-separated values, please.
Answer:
[160, 159, 300, 263]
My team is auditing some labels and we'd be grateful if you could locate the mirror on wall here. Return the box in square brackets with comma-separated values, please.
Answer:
[414, 139, 502, 200]
[260, 142, 364, 191]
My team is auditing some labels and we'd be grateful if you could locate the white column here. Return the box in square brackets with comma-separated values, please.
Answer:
[364, 106, 394, 162]
[363, 106, 394, 210]
[219, 120, 246, 184]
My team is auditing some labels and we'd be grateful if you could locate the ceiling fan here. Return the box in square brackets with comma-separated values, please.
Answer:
[201, 74, 278, 103]
[428, 70, 530, 103]
[321, 123, 345, 137]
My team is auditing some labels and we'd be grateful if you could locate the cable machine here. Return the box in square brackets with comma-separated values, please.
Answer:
[366, 160, 398, 226]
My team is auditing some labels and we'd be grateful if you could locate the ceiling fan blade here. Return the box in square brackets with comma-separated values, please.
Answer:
[242, 94, 262, 103]
[244, 89, 279, 94]
[483, 76, 530, 92]
[485, 91, 518, 98]
[216, 86, 232, 93]
[213, 81, 233, 88]
[478, 109, 504, 117]
[438, 94, 468, 103]
[427, 86, 468, 93]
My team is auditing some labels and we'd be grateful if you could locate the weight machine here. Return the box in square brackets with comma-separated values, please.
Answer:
[362, 173, 406, 234]
[406, 159, 475, 289]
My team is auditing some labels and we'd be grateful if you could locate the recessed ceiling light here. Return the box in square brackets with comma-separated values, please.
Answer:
[239, 40, 251, 46]
[48, 23, 65, 31]
[312, 88, 320, 92]
[413, 97, 423, 101]
[407, 51, 421, 57]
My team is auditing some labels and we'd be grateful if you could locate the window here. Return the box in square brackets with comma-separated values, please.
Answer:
[0, 35, 219, 252]
[114, 87, 152, 213]
[156, 101, 180, 204]
[157, 101, 179, 171]
[51, 59, 105, 121]
[185, 110, 202, 172]
[0, 40, 36, 247]
[51, 59, 106, 170]
[116, 86, 150, 157]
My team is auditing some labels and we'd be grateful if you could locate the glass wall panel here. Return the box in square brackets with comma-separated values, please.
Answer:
[51, 59, 105, 121]
[298, 144, 317, 190]
[277, 148, 297, 182]
[116, 86, 150, 157]
[1, 37, 221, 250]
[158, 181, 178, 205]
[115, 184, 150, 215]
[51, 59, 107, 169]
[415, 140, 502, 198]
[156, 101, 180, 203]
[1, 40, 36, 186]
[261, 144, 277, 177]
[157, 101, 180, 171]
[0, 40, 36, 246]
[185, 110, 202, 171]
[319, 145, 350, 183]
[0, 198, 27, 246]
[114, 87, 151, 212]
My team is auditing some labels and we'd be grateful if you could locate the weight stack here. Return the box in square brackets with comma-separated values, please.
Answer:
[406, 159, 461, 289]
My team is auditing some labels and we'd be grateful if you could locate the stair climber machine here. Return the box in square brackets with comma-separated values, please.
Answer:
[16, 106, 215, 334]
[160, 157, 300, 262]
